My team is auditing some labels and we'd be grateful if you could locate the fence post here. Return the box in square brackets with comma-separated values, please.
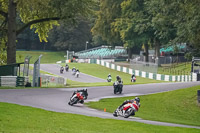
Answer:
[198, 90, 200, 104]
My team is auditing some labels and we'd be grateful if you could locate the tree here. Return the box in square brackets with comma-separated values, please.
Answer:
[48, 19, 93, 51]
[0, 0, 96, 64]
[112, 0, 154, 62]
[91, 0, 123, 46]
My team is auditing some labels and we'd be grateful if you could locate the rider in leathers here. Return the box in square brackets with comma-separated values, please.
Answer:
[117, 97, 140, 116]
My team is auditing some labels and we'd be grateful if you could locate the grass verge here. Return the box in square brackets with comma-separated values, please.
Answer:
[85, 85, 200, 126]
[0, 102, 199, 133]
[62, 63, 164, 85]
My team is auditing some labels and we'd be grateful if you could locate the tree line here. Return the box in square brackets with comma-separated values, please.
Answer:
[1, 0, 200, 65]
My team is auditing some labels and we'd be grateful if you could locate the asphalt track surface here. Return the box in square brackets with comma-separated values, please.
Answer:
[39, 64, 106, 83]
[0, 82, 200, 129]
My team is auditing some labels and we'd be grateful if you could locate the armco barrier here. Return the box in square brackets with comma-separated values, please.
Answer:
[92, 59, 196, 82]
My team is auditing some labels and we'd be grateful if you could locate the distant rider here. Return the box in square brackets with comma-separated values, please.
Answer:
[116, 75, 122, 83]
[65, 64, 69, 71]
[108, 74, 111, 78]
[76, 68, 80, 73]
[131, 74, 135, 79]
[60, 66, 64, 73]
[72, 67, 76, 72]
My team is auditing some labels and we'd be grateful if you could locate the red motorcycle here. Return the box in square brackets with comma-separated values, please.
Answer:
[131, 76, 136, 82]
[113, 102, 139, 118]
[68, 89, 88, 106]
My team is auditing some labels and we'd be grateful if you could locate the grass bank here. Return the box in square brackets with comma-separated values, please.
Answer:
[0, 102, 199, 133]
[62, 63, 164, 85]
[85, 85, 200, 126]
[16, 51, 65, 64]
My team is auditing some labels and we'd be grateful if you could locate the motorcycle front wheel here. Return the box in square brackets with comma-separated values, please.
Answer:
[68, 97, 79, 106]
[124, 108, 134, 118]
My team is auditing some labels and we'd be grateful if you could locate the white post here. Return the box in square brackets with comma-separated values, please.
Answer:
[66, 50, 69, 60]
[85, 41, 88, 50]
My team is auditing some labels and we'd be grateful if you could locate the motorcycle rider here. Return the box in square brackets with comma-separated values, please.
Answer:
[76, 68, 80, 73]
[131, 73, 135, 79]
[116, 97, 140, 116]
[65, 64, 69, 71]
[72, 89, 88, 103]
[107, 74, 112, 82]
[116, 75, 123, 83]
[72, 67, 76, 72]
[131, 73, 136, 82]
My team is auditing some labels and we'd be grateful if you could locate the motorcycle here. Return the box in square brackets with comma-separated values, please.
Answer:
[65, 66, 69, 72]
[75, 71, 80, 78]
[113, 81, 123, 94]
[107, 76, 112, 82]
[60, 67, 64, 74]
[72, 69, 76, 75]
[68, 89, 88, 106]
[131, 76, 136, 82]
[113, 102, 139, 118]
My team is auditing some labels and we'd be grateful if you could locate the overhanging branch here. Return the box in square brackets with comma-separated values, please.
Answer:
[0, 10, 7, 18]
[16, 17, 60, 35]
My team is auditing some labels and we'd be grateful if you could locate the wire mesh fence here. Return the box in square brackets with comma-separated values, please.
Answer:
[130, 59, 158, 74]
[40, 74, 66, 87]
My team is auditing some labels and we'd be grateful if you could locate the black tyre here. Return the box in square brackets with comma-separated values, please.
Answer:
[113, 112, 118, 117]
[80, 100, 84, 104]
[69, 97, 78, 106]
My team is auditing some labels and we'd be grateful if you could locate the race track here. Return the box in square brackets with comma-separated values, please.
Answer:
[39, 64, 106, 83]
[0, 82, 200, 129]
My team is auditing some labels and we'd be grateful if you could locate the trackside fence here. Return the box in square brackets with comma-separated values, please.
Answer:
[40, 74, 66, 87]
[88, 59, 197, 82]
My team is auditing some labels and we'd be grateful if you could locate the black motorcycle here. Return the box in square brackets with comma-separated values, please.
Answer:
[113, 81, 123, 94]
[65, 66, 69, 72]
[68, 89, 88, 106]
[60, 67, 64, 74]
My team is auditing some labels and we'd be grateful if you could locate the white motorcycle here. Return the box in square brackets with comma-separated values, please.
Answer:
[75, 71, 80, 78]
[107, 76, 112, 82]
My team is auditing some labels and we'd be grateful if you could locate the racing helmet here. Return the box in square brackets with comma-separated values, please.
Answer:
[135, 97, 140, 102]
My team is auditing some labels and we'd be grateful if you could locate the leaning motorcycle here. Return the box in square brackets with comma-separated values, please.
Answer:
[113, 81, 123, 94]
[68, 89, 88, 106]
[113, 102, 139, 118]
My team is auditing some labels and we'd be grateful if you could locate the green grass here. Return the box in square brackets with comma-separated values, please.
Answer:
[61, 63, 164, 85]
[157, 62, 191, 75]
[0, 102, 199, 133]
[16, 51, 66, 64]
[85, 85, 200, 126]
